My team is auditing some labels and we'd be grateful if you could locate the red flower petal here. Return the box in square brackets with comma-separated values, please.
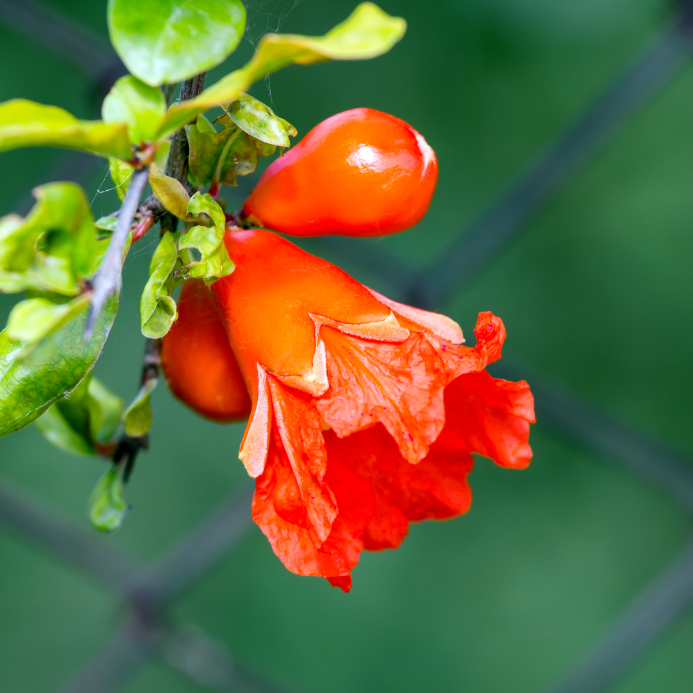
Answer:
[443, 371, 535, 469]
[267, 376, 337, 544]
[317, 326, 449, 464]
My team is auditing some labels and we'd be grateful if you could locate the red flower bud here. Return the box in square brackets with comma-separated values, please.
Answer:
[160, 278, 251, 422]
[243, 108, 438, 237]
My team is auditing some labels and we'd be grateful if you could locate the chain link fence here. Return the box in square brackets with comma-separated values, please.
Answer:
[1, 1, 693, 691]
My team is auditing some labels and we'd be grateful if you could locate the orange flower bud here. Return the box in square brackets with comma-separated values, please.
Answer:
[161, 278, 251, 422]
[243, 108, 438, 237]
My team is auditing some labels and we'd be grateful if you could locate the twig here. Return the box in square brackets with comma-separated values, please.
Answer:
[160, 72, 207, 233]
[84, 166, 150, 340]
[545, 536, 693, 693]
[406, 9, 693, 307]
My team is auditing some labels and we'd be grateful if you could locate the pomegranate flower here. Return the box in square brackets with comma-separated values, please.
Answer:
[211, 228, 534, 590]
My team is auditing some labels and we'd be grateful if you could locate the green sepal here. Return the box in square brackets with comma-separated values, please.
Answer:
[0, 293, 118, 438]
[187, 96, 295, 189]
[0, 183, 99, 295]
[89, 464, 129, 533]
[102, 75, 167, 145]
[140, 232, 179, 339]
[156, 3, 405, 139]
[108, 0, 246, 86]
[0, 99, 131, 159]
[122, 378, 157, 437]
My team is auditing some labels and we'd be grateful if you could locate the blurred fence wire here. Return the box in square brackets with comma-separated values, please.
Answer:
[1, 1, 693, 692]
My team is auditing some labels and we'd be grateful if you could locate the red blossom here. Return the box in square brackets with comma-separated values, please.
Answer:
[200, 228, 535, 590]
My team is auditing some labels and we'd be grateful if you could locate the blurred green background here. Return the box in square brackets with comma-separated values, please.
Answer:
[1, 0, 693, 691]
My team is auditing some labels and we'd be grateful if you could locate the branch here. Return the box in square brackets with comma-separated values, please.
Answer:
[84, 166, 150, 340]
[160, 72, 207, 233]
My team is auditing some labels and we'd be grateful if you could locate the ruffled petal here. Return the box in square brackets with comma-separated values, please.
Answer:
[267, 376, 337, 544]
[252, 432, 373, 592]
[443, 370, 535, 469]
[317, 326, 449, 463]
[324, 425, 474, 551]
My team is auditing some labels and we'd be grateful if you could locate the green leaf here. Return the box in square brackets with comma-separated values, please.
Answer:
[187, 98, 295, 188]
[122, 378, 157, 437]
[0, 183, 99, 295]
[156, 3, 405, 139]
[34, 375, 123, 456]
[141, 232, 178, 338]
[102, 75, 167, 144]
[187, 192, 226, 231]
[108, 0, 246, 86]
[89, 465, 129, 533]
[148, 163, 195, 221]
[87, 378, 124, 444]
[0, 99, 131, 159]
[0, 292, 118, 438]
[178, 193, 234, 283]
[108, 158, 134, 202]
[6, 294, 90, 354]
[228, 93, 297, 147]
[95, 216, 119, 233]
[35, 404, 96, 456]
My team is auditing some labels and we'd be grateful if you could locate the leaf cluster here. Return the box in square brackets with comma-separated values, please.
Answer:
[0, 0, 407, 532]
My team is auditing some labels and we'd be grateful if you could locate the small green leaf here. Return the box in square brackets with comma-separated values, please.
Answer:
[0, 99, 131, 159]
[141, 232, 178, 338]
[6, 294, 90, 353]
[187, 192, 226, 231]
[122, 378, 157, 437]
[87, 378, 124, 444]
[108, 158, 134, 202]
[178, 194, 234, 284]
[0, 183, 99, 295]
[148, 163, 194, 221]
[102, 75, 167, 144]
[156, 3, 405, 139]
[89, 465, 129, 533]
[108, 0, 246, 86]
[0, 293, 118, 438]
[95, 216, 119, 233]
[228, 93, 297, 147]
[34, 375, 123, 456]
[187, 108, 283, 189]
[35, 405, 96, 456]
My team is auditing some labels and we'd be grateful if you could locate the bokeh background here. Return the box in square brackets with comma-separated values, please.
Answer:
[1, 0, 693, 691]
